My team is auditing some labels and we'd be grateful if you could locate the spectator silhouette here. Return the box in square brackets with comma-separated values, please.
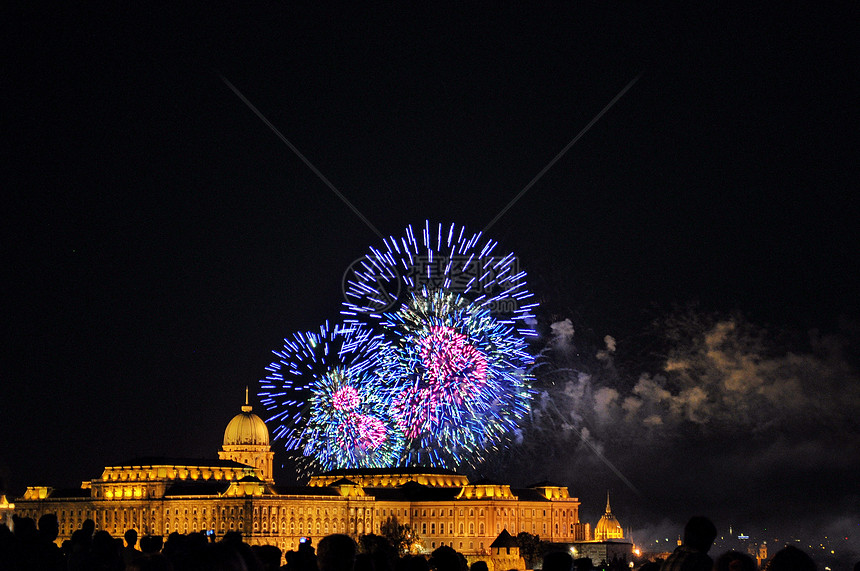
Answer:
[92, 529, 123, 570]
[292, 538, 318, 571]
[140, 534, 164, 554]
[715, 550, 757, 571]
[253, 543, 283, 571]
[35, 513, 65, 570]
[765, 546, 816, 571]
[659, 516, 717, 571]
[542, 551, 574, 571]
[124, 529, 143, 567]
[470, 561, 489, 571]
[318, 534, 357, 571]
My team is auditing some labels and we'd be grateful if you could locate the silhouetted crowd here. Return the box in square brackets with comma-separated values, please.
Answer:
[1, 513, 855, 571]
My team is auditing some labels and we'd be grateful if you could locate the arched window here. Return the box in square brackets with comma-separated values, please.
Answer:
[479, 523, 484, 535]
[469, 523, 474, 534]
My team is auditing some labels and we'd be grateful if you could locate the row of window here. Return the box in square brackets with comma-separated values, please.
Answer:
[382, 507, 571, 519]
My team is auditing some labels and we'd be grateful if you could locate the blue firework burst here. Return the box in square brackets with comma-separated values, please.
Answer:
[342, 221, 538, 332]
[259, 322, 405, 474]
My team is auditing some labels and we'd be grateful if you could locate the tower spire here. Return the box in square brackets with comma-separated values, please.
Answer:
[242, 386, 252, 412]
[605, 491, 612, 514]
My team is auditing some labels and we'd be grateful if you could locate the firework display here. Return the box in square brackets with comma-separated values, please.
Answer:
[379, 290, 534, 467]
[342, 221, 538, 330]
[260, 223, 537, 473]
[259, 322, 405, 472]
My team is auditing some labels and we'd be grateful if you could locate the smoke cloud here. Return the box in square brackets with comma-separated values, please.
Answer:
[481, 310, 860, 563]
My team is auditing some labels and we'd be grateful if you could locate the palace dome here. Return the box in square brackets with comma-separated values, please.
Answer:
[223, 391, 270, 447]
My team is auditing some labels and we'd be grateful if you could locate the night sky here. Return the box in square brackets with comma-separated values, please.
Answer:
[4, 2, 858, 564]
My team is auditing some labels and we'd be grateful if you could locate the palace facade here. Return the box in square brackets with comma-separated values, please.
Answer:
[14, 395, 590, 556]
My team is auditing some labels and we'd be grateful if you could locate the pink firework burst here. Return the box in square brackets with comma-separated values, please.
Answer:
[356, 415, 387, 449]
[392, 386, 435, 438]
[332, 386, 361, 411]
[418, 325, 488, 388]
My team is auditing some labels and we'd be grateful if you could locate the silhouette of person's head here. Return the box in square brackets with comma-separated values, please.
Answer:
[318, 534, 357, 571]
[542, 551, 573, 571]
[766, 546, 816, 571]
[715, 550, 757, 571]
[429, 545, 460, 571]
[82, 519, 95, 536]
[125, 528, 138, 547]
[683, 516, 717, 553]
[140, 535, 164, 554]
[222, 530, 244, 546]
[317, 533, 357, 571]
[254, 543, 283, 571]
[38, 513, 60, 542]
[470, 561, 489, 571]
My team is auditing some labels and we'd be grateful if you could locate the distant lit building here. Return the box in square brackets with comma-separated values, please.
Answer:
[566, 492, 633, 567]
[14, 395, 588, 560]
[593, 492, 623, 541]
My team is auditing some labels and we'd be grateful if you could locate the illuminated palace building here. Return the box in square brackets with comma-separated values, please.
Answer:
[15, 396, 592, 556]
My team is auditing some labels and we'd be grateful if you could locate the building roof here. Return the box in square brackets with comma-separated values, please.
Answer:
[490, 529, 519, 548]
[510, 488, 553, 502]
[271, 486, 343, 497]
[104, 457, 253, 469]
[48, 488, 92, 499]
[528, 480, 565, 488]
